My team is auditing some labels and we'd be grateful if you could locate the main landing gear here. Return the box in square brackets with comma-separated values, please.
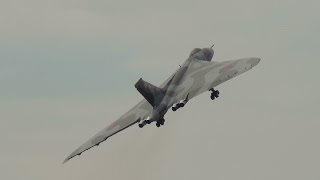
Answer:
[138, 119, 151, 128]
[156, 118, 165, 127]
[210, 88, 220, 100]
[138, 118, 165, 128]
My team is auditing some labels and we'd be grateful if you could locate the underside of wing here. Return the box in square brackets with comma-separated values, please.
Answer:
[174, 57, 261, 101]
[63, 100, 152, 163]
[63, 67, 180, 163]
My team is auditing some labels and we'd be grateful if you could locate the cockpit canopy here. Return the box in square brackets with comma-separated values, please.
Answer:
[189, 48, 214, 61]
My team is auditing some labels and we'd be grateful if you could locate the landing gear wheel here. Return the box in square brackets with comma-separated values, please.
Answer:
[160, 119, 165, 125]
[145, 120, 151, 124]
[138, 120, 148, 128]
[156, 118, 165, 127]
[172, 106, 177, 111]
[214, 90, 219, 98]
[210, 88, 220, 100]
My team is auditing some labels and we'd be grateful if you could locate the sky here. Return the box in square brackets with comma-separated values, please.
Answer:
[0, 0, 319, 179]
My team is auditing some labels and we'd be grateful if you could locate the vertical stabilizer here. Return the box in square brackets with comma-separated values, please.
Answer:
[135, 78, 165, 107]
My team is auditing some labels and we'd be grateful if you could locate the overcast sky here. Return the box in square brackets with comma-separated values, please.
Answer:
[0, 0, 319, 179]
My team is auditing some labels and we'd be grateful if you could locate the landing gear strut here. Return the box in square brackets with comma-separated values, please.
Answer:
[210, 88, 220, 100]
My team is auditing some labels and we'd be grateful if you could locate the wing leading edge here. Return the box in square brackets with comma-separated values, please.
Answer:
[63, 101, 152, 163]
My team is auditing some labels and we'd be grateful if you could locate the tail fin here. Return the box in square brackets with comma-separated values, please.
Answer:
[135, 78, 165, 107]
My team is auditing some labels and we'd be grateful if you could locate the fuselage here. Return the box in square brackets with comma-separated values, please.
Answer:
[151, 47, 214, 123]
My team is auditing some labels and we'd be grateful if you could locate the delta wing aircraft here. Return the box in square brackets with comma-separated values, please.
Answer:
[64, 45, 260, 163]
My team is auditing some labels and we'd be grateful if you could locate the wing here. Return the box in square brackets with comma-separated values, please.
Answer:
[63, 68, 179, 163]
[173, 57, 261, 101]
[63, 100, 152, 163]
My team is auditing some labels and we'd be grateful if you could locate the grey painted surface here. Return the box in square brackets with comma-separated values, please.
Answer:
[1, 0, 319, 179]
[63, 47, 260, 163]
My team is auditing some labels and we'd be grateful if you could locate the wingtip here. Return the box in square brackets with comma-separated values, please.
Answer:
[249, 57, 261, 67]
[256, 57, 261, 65]
[62, 156, 72, 164]
[62, 159, 68, 164]
[62, 151, 79, 164]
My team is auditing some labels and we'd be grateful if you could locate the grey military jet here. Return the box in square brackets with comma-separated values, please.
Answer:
[63, 46, 260, 163]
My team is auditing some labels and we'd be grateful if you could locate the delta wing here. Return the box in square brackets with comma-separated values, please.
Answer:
[63, 70, 178, 163]
[174, 57, 261, 101]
